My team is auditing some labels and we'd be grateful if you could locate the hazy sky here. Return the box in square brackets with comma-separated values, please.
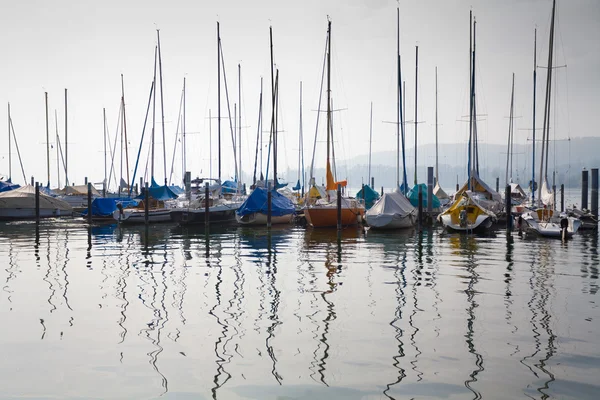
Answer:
[1, 0, 598, 187]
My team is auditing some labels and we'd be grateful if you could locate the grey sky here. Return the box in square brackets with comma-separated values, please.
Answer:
[1, 0, 598, 187]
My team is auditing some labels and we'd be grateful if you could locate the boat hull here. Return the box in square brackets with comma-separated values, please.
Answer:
[236, 212, 293, 225]
[366, 213, 416, 230]
[0, 208, 72, 220]
[113, 208, 172, 224]
[523, 216, 581, 238]
[170, 207, 237, 225]
[440, 213, 493, 232]
[304, 206, 364, 228]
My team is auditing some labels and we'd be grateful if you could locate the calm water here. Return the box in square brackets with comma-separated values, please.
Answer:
[0, 219, 598, 400]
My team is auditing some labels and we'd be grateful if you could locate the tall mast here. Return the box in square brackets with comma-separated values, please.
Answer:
[238, 63, 242, 187]
[269, 26, 276, 186]
[7, 103, 11, 181]
[326, 19, 332, 194]
[217, 22, 222, 183]
[468, 11, 473, 189]
[182, 76, 186, 184]
[532, 29, 537, 204]
[299, 82, 303, 189]
[120, 86, 124, 194]
[506, 73, 515, 186]
[369, 101, 373, 188]
[64, 88, 68, 187]
[473, 20, 479, 174]
[538, 0, 556, 204]
[121, 74, 130, 190]
[151, 45, 157, 180]
[414, 45, 418, 186]
[259, 78, 263, 179]
[45, 91, 50, 188]
[435, 66, 439, 184]
[396, 7, 400, 191]
[103, 107, 107, 193]
[55, 110, 60, 189]
[157, 29, 167, 185]
[209, 108, 212, 178]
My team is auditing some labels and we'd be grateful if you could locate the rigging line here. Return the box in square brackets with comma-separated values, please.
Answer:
[219, 41, 238, 182]
[168, 82, 185, 186]
[108, 102, 123, 192]
[129, 81, 155, 197]
[8, 117, 27, 183]
[309, 34, 329, 183]
[252, 78, 263, 185]
[157, 30, 168, 185]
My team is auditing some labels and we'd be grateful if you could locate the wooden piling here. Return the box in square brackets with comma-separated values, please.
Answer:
[560, 184, 564, 212]
[496, 177, 499, 193]
[205, 182, 210, 225]
[582, 169, 589, 210]
[371, 177, 374, 189]
[87, 182, 92, 225]
[144, 182, 149, 225]
[427, 167, 433, 215]
[35, 182, 40, 223]
[592, 168, 598, 221]
[337, 184, 342, 231]
[505, 185, 512, 234]
[418, 185, 423, 230]
[267, 188, 272, 228]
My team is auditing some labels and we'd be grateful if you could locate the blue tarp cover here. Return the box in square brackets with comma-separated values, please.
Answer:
[0, 180, 19, 193]
[292, 180, 301, 191]
[169, 185, 185, 195]
[236, 187, 295, 217]
[407, 183, 441, 209]
[222, 180, 238, 194]
[355, 185, 380, 210]
[81, 198, 139, 216]
[135, 178, 178, 201]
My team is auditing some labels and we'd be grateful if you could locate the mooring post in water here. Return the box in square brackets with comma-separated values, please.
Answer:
[102, 180, 106, 198]
[361, 184, 365, 207]
[31, 176, 34, 186]
[553, 184, 557, 210]
[139, 177, 143, 196]
[205, 182, 210, 226]
[381, 186, 384, 196]
[87, 182, 92, 225]
[267, 185, 272, 229]
[592, 168, 599, 221]
[496, 177, 500, 193]
[144, 181, 149, 225]
[582, 169, 589, 210]
[35, 182, 40, 223]
[371, 177, 374, 189]
[418, 185, 423, 231]
[84, 176, 88, 185]
[560, 184, 565, 212]
[427, 167, 434, 221]
[505, 185, 512, 234]
[337, 184, 342, 231]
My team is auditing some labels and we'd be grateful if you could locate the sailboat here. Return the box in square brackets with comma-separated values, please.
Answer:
[521, 0, 581, 238]
[365, 7, 416, 230]
[170, 22, 242, 226]
[115, 32, 178, 224]
[439, 13, 500, 232]
[303, 19, 364, 228]
[236, 26, 295, 226]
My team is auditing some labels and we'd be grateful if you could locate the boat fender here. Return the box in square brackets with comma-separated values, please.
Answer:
[560, 217, 568, 240]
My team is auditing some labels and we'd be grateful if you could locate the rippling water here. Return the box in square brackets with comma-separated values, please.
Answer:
[0, 219, 598, 400]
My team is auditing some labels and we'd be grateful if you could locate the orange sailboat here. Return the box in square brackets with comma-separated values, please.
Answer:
[304, 19, 364, 228]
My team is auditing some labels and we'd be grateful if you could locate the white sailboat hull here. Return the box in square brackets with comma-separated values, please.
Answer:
[522, 213, 581, 238]
[440, 213, 493, 232]
[0, 208, 71, 220]
[113, 208, 172, 224]
[366, 212, 416, 230]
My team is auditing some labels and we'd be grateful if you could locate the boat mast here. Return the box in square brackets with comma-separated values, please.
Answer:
[121, 74, 130, 191]
[270, 26, 277, 187]
[7, 103, 11, 181]
[209, 108, 212, 179]
[103, 107, 107, 194]
[396, 7, 400, 191]
[157, 29, 167, 185]
[414, 45, 418, 186]
[151, 45, 157, 181]
[435, 66, 439, 185]
[326, 19, 332, 197]
[532, 29, 537, 204]
[45, 91, 50, 188]
[368, 101, 373, 189]
[299, 82, 304, 191]
[505, 73, 515, 186]
[538, 0, 556, 204]
[473, 20, 479, 175]
[238, 63, 242, 189]
[217, 22, 221, 183]
[468, 11, 473, 189]
[64, 88, 68, 187]
[182, 76, 186, 185]
[55, 110, 60, 189]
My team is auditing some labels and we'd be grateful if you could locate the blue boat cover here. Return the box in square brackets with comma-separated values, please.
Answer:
[169, 185, 185, 195]
[0, 180, 19, 193]
[292, 180, 301, 191]
[236, 187, 295, 217]
[135, 178, 178, 201]
[222, 180, 238, 194]
[407, 183, 441, 209]
[355, 185, 380, 210]
[81, 198, 139, 217]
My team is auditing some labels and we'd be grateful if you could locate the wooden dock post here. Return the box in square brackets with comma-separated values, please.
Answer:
[205, 182, 210, 226]
[35, 182, 40, 223]
[87, 182, 92, 225]
[427, 167, 434, 223]
[418, 185, 423, 231]
[337, 184, 342, 231]
[560, 184, 565, 212]
[267, 187, 272, 229]
[505, 185, 512, 234]
[144, 182, 149, 225]
[371, 177, 374, 189]
[592, 168, 598, 221]
[582, 169, 589, 210]
[496, 177, 499, 193]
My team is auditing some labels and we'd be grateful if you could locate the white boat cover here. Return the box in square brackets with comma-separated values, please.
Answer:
[455, 171, 502, 203]
[540, 179, 554, 208]
[366, 190, 415, 218]
[433, 182, 448, 199]
[55, 184, 101, 196]
[0, 185, 72, 211]
[509, 183, 527, 198]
